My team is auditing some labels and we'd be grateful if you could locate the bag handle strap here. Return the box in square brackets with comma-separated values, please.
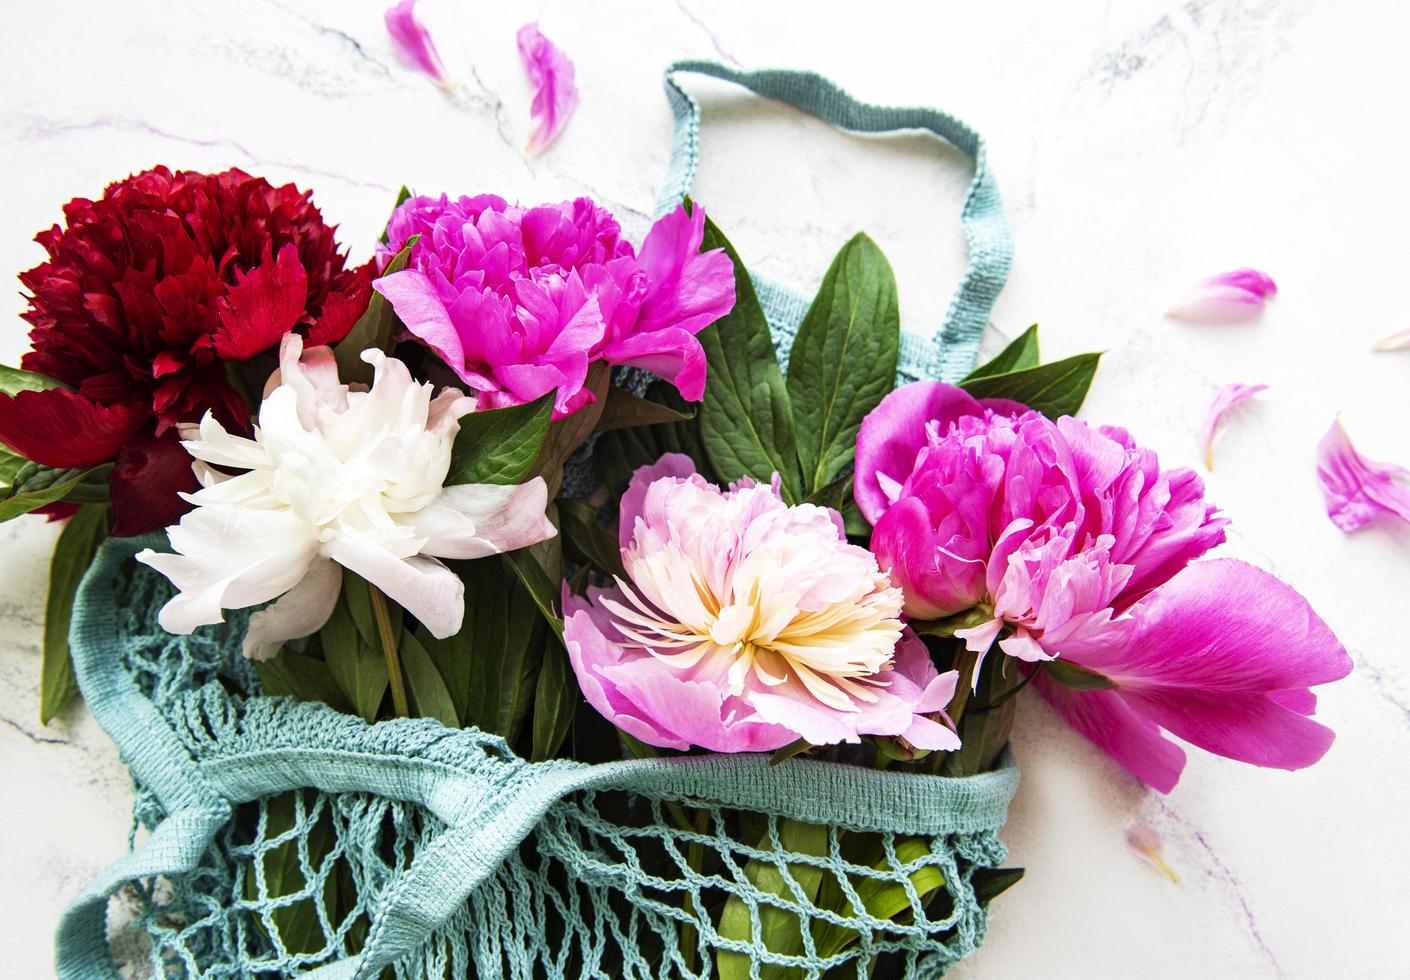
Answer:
[656, 61, 1014, 382]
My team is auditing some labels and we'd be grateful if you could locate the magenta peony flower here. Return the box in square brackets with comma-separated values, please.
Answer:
[561, 454, 960, 753]
[859, 381, 1351, 792]
[372, 196, 735, 418]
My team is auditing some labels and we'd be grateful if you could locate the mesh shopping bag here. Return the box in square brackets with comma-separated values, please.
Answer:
[56, 62, 1019, 980]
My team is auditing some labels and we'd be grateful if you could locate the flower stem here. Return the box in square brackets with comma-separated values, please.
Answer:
[368, 584, 410, 717]
[946, 647, 981, 726]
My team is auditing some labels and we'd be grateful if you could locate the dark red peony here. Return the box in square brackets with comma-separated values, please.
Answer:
[0, 166, 372, 534]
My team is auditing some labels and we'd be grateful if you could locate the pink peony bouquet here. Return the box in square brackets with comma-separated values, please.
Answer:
[6, 172, 1350, 974]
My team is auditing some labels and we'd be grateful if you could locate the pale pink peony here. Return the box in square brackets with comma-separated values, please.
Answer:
[373, 196, 734, 418]
[561, 454, 960, 753]
[860, 382, 1350, 792]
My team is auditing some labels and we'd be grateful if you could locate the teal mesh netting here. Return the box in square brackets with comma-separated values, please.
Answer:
[60, 544, 1018, 979]
[55, 63, 1020, 979]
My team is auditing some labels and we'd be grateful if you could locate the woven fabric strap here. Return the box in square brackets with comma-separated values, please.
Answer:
[656, 61, 1013, 383]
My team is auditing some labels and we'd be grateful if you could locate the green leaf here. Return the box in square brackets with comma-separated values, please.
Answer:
[400, 631, 459, 727]
[448, 558, 509, 729]
[244, 792, 336, 956]
[379, 185, 413, 244]
[596, 380, 718, 493]
[253, 649, 352, 713]
[0, 364, 68, 395]
[787, 233, 900, 493]
[54, 465, 114, 504]
[571, 692, 624, 764]
[1042, 658, 1118, 690]
[558, 498, 626, 580]
[910, 607, 994, 638]
[445, 392, 553, 486]
[811, 837, 947, 960]
[0, 466, 95, 524]
[595, 386, 696, 432]
[39, 505, 109, 723]
[530, 362, 611, 499]
[340, 573, 400, 651]
[717, 819, 829, 979]
[332, 234, 420, 385]
[0, 445, 26, 486]
[802, 474, 868, 538]
[494, 579, 547, 745]
[941, 654, 1019, 778]
[320, 599, 388, 723]
[962, 324, 1041, 382]
[504, 546, 564, 636]
[971, 866, 1025, 906]
[959, 352, 1102, 420]
[698, 216, 802, 502]
[530, 634, 576, 761]
[769, 738, 812, 766]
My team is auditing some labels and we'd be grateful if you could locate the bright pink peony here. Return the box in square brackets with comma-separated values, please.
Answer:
[372, 196, 735, 418]
[560, 454, 960, 753]
[860, 381, 1351, 792]
[0, 166, 372, 535]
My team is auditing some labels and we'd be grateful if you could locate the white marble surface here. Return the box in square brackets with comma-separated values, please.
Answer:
[3, 1, 1408, 976]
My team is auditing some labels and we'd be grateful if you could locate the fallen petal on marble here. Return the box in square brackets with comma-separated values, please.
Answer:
[1372, 327, 1410, 352]
[1317, 417, 1410, 532]
[385, 0, 454, 89]
[1198, 382, 1268, 469]
[1167, 268, 1277, 323]
[517, 22, 577, 153]
[1126, 822, 1179, 883]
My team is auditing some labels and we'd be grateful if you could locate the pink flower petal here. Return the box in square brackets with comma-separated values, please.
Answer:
[1125, 822, 1179, 883]
[372, 269, 470, 380]
[853, 381, 987, 524]
[617, 452, 701, 552]
[411, 479, 557, 560]
[1316, 418, 1410, 532]
[385, 0, 453, 88]
[1041, 558, 1350, 791]
[517, 22, 578, 153]
[871, 496, 988, 619]
[1167, 268, 1277, 323]
[632, 203, 737, 338]
[1031, 668, 1188, 793]
[1372, 327, 1410, 352]
[1197, 382, 1268, 469]
[562, 587, 794, 753]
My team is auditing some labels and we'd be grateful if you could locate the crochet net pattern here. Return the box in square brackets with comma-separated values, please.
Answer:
[61, 551, 1017, 979]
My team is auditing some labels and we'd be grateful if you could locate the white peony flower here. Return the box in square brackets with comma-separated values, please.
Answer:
[137, 333, 557, 660]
